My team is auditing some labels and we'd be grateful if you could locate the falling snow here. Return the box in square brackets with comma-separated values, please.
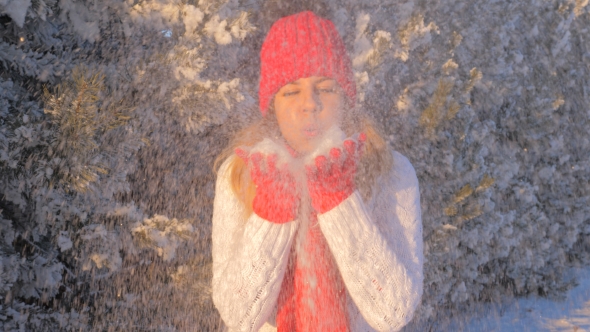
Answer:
[1, 0, 589, 330]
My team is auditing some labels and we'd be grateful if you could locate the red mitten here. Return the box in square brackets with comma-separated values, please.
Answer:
[306, 133, 366, 214]
[236, 149, 299, 223]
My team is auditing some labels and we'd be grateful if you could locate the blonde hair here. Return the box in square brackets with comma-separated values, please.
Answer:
[214, 105, 393, 218]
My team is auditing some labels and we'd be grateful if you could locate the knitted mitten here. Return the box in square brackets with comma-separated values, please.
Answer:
[306, 133, 365, 214]
[236, 149, 299, 223]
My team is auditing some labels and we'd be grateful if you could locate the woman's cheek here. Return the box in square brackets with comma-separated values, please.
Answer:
[281, 124, 303, 147]
[320, 111, 342, 132]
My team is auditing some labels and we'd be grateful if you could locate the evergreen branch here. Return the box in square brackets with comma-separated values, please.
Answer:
[476, 174, 495, 192]
[454, 184, 474, 204]
[42, 65, 129, 192]
[420, 78, 454, 130]
[464, 68, 482, 94]
[0, 42, 65, 83]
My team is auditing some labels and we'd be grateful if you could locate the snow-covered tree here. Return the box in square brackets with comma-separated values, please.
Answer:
[1, 0, 253, 329]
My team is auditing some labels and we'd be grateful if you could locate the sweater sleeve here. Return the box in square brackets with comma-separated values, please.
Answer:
[211, 156, 298, 332]
[317, 151, 423, 331]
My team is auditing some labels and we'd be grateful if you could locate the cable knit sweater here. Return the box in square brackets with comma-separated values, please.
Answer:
[211, 140, 423, 332]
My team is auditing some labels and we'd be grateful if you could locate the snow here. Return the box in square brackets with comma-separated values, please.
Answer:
[0, 0, 30, 27]
[59, 0, 100, 42]
[448, 266, 590, 331]
[57, 232, 73, 252]
[204, 15, 232, 45]
[182, 5, 204, 36]
[402, 266, 590, 331]
[132, 215, 195, 262]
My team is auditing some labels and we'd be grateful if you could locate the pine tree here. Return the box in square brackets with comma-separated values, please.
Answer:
[1, 0, 253, 329]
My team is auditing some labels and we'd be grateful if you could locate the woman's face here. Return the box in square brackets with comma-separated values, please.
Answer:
[273, 76, 345, 154]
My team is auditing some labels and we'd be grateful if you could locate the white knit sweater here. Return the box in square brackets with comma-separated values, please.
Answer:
[211, 141, 423, 332]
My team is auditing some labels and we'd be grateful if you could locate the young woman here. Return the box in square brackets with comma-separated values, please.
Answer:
[212, 11, 423, 332]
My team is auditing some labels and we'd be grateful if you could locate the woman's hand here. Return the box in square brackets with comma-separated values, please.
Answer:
[236, 149, 299, 223]
[306, 133, 366, 214]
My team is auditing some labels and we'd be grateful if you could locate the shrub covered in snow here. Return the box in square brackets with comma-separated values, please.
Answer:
[1, 0, 589, 330]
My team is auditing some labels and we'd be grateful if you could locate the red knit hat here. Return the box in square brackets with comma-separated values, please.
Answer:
[259, 11, 357, 116]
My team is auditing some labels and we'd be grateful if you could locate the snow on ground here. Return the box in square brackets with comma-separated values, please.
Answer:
[447, 266, 590, 331]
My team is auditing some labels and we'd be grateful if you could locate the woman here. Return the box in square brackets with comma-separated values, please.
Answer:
[212, 11, 423, 332]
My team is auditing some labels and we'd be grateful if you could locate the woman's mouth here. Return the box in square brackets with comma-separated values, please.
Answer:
[303, 128, 320, 138]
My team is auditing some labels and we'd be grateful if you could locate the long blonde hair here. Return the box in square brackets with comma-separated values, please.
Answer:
[214, 105, 393, 217]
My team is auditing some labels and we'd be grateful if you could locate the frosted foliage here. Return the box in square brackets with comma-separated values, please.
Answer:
[0, 0, 589, 330]
[132, 214, 194, 261]
[0, 0, 31, 27]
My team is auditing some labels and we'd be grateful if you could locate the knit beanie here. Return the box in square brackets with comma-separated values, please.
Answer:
[259, 11, 356, 116]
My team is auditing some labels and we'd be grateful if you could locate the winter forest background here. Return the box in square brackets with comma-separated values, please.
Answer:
[1, 0, 589, 330]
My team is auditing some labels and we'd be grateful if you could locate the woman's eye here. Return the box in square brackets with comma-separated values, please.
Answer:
[283, 90, 300, 96]
[318, 87, 336, 94]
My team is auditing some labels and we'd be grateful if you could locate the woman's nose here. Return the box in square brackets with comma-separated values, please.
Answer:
[301, 88, 321, 113]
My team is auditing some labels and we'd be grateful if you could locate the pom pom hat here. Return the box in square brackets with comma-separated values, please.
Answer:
[259, 11, 357, 115]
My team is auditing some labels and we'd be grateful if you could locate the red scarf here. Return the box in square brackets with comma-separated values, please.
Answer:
[276, 213, 348, 331]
